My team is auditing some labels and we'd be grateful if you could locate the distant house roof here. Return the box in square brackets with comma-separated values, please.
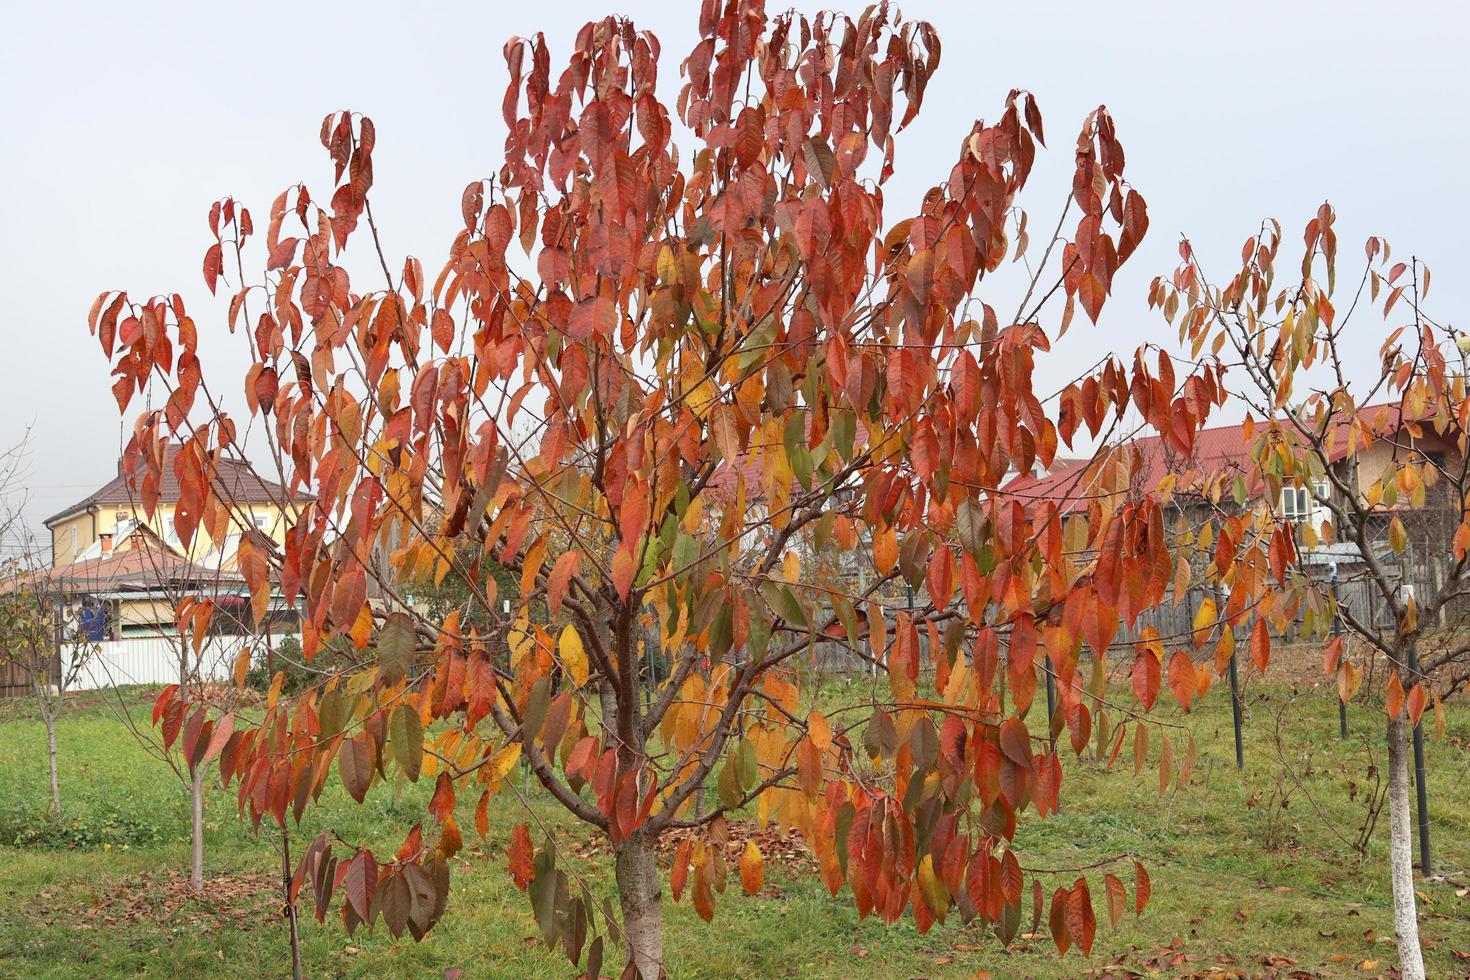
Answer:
[1002, 418, 1258, 515]
[5, 535, 244, 597]
[44, 444, 311, 527]
[1000, 402, 1427, 515]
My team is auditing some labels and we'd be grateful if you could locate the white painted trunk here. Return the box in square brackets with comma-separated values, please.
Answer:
[189, 767, 206, 892]
[46, 715, 61, 818]
[1387, 716, 1426, 980]
[615, 830, 664, 979]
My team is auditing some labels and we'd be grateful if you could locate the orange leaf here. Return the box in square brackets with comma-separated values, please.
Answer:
[1322, 634, 1344, 674]
[547, 549, 581, 616]
[873, 525, 898, 575]
[1166, 651, 1194, 712]
[1406, 682, 1427, 727]
[1103, 872, 1126, 928]
[1250, 618, 1270, 673]
[739, 839, 765, 896]
[1385, 672, 1405, 719]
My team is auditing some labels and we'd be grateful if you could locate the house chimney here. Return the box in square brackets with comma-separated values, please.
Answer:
[100, 533, 113, 556]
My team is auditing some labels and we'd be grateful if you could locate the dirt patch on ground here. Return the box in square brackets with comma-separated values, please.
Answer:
[578, 819, 817, 877]
[33, 870, 281, 933]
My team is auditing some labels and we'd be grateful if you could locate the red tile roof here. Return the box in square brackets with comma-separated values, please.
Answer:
[44, 445, 311, 527]
[5, 536, 243, 596]
[1000, 402, 1421, 514]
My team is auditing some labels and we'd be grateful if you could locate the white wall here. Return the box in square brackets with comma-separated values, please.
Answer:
[63, 635, 251, 691]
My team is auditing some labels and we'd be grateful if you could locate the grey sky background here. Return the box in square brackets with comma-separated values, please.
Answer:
[2, 0, 1465, 554]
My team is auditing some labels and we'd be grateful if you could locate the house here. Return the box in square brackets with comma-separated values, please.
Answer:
[1001, 403, 1464, 636]
[1004, 403, 1460, 548]
[44, 444, 312, 567]
[36, 529, 249, 639]
[38, 444, 311, 638]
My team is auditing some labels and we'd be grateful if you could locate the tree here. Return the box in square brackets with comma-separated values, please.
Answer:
[1150, 205, 1468, 980]
[0, 553, 89, 818]
[98, 528, 261, 894]
[93, 3, 1227, 974]
[0, 439, 91, 820]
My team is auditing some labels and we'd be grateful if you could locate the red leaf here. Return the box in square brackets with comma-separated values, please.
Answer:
[428, 772, 456, 824]
[203, 244, 223, 295]
[1131, 650, 1160, 710]
[507, 823, 534, 891]
[1322, 634, 1344, 674]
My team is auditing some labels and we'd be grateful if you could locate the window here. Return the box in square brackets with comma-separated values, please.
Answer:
[1281, 482, 1329, 521]
[1281, 487, 1309, 520]
[252, 513, 272, 530]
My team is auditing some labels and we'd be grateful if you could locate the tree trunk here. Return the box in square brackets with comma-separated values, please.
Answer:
[189, 766, 206, 892]
[45, 710, 61, 818]
[1387, 715, 1426, 980]
[615, 830, 664, 979]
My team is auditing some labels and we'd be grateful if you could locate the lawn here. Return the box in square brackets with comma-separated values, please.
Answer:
[0, 671, 1467, 979]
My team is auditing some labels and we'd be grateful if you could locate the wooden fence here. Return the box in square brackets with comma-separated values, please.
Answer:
[0, 651, 61, 699]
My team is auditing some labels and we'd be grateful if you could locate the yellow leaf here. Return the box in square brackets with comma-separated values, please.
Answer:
[1388, 515, 1407, 553]
[1191, 596, 1218, 642]
[807, 711, 831, 752]
[482, 742, 522, 793]
[559, 625, 590, 687]
[656, 244, 679, 285]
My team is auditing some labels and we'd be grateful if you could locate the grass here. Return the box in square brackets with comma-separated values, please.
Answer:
[0, 672, 1467, 979]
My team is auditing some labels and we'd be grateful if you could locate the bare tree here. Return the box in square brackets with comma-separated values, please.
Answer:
[0, 437, 93, 818]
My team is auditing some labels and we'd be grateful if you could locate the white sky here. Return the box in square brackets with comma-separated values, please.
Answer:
[2, 0, 1465, 553]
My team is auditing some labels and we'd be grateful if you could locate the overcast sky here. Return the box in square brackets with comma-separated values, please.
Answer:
[2, 0, 1465, 553]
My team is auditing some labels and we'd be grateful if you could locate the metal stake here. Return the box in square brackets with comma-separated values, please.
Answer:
[1227, 651, 1244, 770]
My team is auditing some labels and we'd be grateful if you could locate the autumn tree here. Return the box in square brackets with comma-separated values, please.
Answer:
[1150, 205, 1470, 980]
[92, 3, 1231, 974]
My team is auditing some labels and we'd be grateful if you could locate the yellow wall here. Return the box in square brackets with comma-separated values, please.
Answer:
[50, 500, 298, 568]
[49, 512, 96, 566]
[1348, 431, 1459, 498]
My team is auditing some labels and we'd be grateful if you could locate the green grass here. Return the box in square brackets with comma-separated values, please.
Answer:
[0, 677, 1467, 979]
